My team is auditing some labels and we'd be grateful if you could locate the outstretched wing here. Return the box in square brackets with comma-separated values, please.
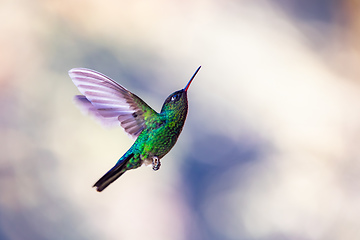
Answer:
[69, 68, 158, 138]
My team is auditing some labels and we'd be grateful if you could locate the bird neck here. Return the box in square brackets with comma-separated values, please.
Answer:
[161, 107, 188, 124]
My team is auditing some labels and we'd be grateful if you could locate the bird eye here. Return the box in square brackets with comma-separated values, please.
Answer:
[171, 94, 179, 101]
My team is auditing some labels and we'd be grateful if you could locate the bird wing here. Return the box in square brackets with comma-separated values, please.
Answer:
[69, 68, 158, 138]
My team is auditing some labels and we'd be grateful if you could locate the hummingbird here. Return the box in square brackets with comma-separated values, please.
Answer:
[69, 66, 201, 192]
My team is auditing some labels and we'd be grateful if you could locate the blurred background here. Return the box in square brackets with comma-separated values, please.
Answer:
[1, 0, 360, 239]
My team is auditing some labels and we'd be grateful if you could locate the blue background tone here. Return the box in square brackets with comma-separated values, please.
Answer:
[1, 0, 360, 239]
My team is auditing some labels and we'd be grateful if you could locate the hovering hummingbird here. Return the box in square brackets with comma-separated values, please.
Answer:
[69, 66, 201, 192]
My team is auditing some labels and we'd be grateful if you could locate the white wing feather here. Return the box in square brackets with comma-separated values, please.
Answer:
[69, 68, 156, 138]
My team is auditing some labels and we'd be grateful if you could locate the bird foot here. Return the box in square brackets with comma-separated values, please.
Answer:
[152, 157, 161, 171]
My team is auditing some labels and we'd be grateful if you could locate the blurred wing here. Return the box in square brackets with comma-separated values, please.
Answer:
[69, 68, 158, 138]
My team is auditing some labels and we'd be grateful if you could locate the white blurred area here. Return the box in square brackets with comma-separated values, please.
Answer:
[1, 0, 360, 239]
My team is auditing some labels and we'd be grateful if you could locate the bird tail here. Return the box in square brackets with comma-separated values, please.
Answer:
[93, 153, 134, 192]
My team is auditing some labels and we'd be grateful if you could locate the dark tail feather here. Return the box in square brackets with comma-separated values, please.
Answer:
[93, 153, 133, 192]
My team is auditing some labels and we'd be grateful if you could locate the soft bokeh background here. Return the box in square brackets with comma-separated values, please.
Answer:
[2, 0, 360, 239]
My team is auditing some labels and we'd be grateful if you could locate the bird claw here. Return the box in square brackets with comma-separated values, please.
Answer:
[152, 157, 161, 171]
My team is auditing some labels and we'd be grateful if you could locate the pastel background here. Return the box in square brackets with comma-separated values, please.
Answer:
[1, 0, 360, 239]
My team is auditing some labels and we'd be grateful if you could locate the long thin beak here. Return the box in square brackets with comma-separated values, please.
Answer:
[184, 66, 201, 92]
